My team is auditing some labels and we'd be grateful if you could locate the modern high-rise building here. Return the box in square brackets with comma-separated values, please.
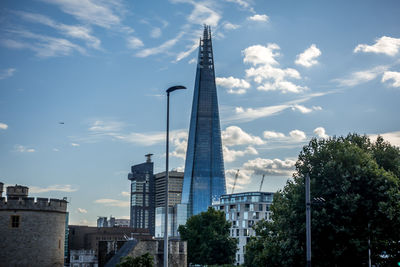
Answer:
[128, 154, 155, 236]
[154, 171, 185, 238]
[154, 171, 184, 208]
[213, 192, 274, 265]
[182, 25, 226, 217]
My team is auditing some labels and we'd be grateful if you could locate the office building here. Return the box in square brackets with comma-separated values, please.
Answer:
[128, 154, 155, 236]
[154, 171, 184, 238]
[97, 216, 129, 228]
[182, 25, 226, 217]
[213, 192, 274, 265]
[154, 171, 184, 208]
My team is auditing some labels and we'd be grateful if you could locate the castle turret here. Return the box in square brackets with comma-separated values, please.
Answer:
[0, 184, 68, 267]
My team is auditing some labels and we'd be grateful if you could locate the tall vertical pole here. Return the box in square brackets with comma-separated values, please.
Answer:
[164, 92, 170, 267]
[306, 173, 311, 267]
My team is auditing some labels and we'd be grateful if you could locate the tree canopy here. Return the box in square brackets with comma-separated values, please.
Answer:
[178, 207, 238, 265]
[245, 134, 400, 266]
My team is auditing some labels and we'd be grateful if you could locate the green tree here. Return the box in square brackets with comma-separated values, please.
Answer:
[116, 253, 154, 267]
[245, 134, 400, 266]
[178, 207, 238, 265]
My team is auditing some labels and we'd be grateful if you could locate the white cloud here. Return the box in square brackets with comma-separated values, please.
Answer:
[43, 0, 123, 29]
[0, 122, 8, 130]
[15, 145, 35, 153]
[15, 11, 101, 49]
[382, 71, 400, 87]
[228, 101, 321, 123]
[0, 68, 16, 80]
[263, 129, 308, 143]
[30, 184, 78, 193]
[354, 36, 400, 56]
[175, 40, 198, 62]
[77, 208, 87, 214]
[263, 131, 285, 139]
[243, 157, 296, 176]
[222, 126, 265, 146]
[151, 27, 162, 38]
[230, 104, 290, 122]
[369, 131, 400, 147]
[170, 132, 188, 159]
[291, 104, 321, 114]
[187, 2, 221, 27]
[127, 37, 144, 49]
[243, 43, 307, 94]
[113, 129, 186, 148]
[188, 58, 196, 64]
[94, 198, 130, 207]
[89, 120, 124, 132]
[115, 132, 165, 145]
[53, 148, 60, 152]
[136, 32, 184, 58]
[226, 157, 296, 189]
[243, 43, 280, 66]
[313, 127, 328, 139]
[225, 169, 252, 190]
[225, 0, 250, 8]
[248, 14, 269, 22]
[289, 130, 307, 141]
[121, 191, 130, 197]
[71, 143, 80, 147]
[334, 65, 388, 87]
[223, 146, 258, 163]
[295, 44, 321, 67]
[4, 29, 86, 58]
[216, 76, 250, 94]
[223, 22, 240, 30]
[79, 219, 89, 225]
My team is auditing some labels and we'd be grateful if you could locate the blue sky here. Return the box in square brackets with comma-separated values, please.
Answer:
[1, 0, 400, 225]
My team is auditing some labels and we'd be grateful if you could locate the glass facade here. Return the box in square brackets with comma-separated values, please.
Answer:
[182, 25, 226, 217]
[128, 156, 155, 236]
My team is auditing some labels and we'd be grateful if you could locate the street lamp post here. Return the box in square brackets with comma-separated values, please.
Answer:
[164, 85, 186, 267]
[306, 173, 311, 267]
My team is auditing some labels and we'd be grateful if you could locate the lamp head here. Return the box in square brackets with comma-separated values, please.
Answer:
[166, 85, 186, 93]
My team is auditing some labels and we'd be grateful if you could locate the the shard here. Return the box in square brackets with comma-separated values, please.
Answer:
[181, 25, 226, 217]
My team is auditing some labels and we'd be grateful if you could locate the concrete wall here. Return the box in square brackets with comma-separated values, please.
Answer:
[0, 209, 66, 267]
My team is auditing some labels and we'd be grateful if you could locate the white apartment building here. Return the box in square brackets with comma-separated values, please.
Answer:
[213, 191, 273, 265]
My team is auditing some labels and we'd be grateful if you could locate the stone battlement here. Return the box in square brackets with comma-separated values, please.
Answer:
[0, 197, 67, 213]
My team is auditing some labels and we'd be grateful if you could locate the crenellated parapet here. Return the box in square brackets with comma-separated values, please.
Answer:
[0, 196, 67, 213]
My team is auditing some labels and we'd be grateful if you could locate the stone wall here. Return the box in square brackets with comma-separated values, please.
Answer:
[0, 198, 67, 267]
[127, 239, 187, 267]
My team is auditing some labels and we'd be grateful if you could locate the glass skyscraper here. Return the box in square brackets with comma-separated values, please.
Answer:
[128, 154, 155, 236]
[181, 25, 226, 217]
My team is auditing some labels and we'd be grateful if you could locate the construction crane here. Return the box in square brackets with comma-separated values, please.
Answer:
[231, 169, 240, 194]
[259, 174, 265, 192]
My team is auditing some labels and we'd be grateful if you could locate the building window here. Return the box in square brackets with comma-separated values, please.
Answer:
[11, 215, 20, 228]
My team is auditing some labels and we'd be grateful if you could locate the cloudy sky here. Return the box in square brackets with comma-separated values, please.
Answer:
[1, 0, 400, 225]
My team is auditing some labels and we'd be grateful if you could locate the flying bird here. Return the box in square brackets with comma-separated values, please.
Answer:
[59, 122, 64, 124]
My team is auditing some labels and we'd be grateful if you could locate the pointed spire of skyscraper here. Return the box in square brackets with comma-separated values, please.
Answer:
[181, 25, 226, 217]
